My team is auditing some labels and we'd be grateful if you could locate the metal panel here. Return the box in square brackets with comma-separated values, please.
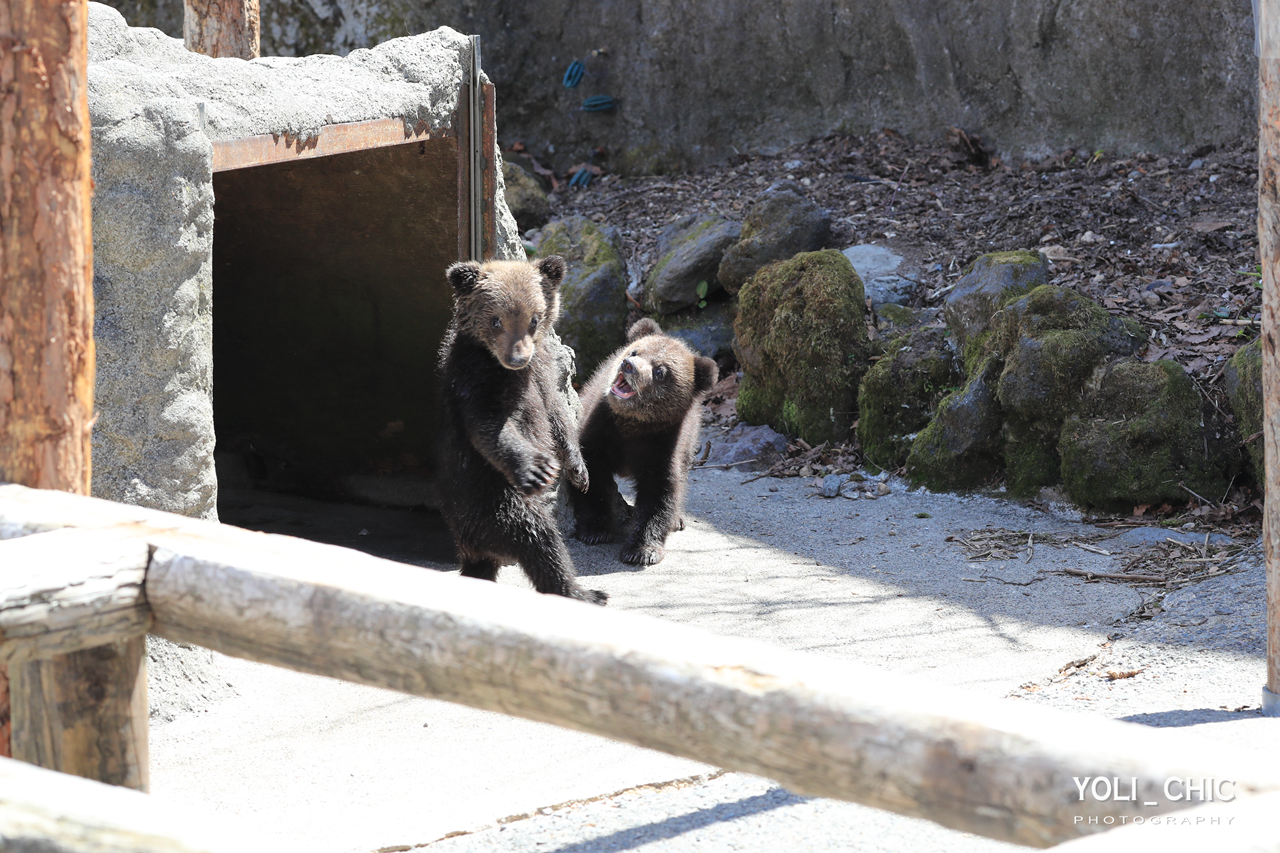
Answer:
[211, 118, 450, 173]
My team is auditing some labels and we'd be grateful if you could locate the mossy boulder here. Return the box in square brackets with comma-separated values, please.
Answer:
[733, 250, 868, 445]
[502, 160, 551, 233]
[718, 180, 831, 294]
[906, 356, 1005, 490]
[942, 250, 1049, 351]
[644, 213, 742, 314]
[986, 285, 1144, 496]
[857, 327, 963, 470]
[540, 216, 629, 379]
[1223, 337, 1263, 484]
[1060, 359, 1239, 511]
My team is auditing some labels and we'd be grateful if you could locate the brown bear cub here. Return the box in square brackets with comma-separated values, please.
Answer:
[436, 256, 606, 604]
[570, 319, 718, 565]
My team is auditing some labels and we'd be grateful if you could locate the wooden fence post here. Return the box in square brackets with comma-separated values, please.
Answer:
[184, 0, 260, 60]
[0, 0, 148, 787]
[1260, 0, 1280, 716]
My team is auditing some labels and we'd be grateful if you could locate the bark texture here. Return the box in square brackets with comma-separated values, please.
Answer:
[0, 0, 95, 491]
[183, 0, 260, 59]
[1261, 3, 1280, 703]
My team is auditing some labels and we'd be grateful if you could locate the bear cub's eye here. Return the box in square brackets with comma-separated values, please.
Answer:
[630, 350, 638, 357]
[490, 317, 503, 330]
[529, 315, 539, 333]
[654, 366, 667, 380]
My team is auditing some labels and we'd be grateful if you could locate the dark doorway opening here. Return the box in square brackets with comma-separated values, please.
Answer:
[211, 138, 462, 566]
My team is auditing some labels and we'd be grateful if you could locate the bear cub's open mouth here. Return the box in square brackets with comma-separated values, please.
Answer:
[610, 373, 637, 399]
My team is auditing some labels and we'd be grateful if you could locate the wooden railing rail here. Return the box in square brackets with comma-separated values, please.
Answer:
[3, 482, 1279, 850]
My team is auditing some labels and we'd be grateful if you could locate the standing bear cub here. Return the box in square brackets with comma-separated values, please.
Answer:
[570, 319, 718, 565]
[437, 256, 607, 604]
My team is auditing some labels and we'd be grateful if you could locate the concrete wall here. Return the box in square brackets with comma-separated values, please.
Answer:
[103, 0, 1258, 175]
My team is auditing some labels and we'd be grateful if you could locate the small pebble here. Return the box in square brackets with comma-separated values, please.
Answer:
[821, 474, 843, 498]
[876, 482, 891, 496]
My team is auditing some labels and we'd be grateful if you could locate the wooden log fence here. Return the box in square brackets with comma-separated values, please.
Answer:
[2, 482, 1280, 851]
[0, 750, 257, 853]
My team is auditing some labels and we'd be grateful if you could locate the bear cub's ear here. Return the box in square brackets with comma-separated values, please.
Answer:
[536, 255, 566, 285]
[693, 356, 719, 394]
[446, 261, 481, 295]
[627, 318, 662, 342]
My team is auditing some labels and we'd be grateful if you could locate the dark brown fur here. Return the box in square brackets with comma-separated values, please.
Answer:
[570, 319, 718, 565]
[437, 256, 605, 603]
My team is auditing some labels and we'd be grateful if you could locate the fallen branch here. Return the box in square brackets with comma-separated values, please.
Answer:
[1062, 568, 1166, 583]
[694, 457, 759, 470]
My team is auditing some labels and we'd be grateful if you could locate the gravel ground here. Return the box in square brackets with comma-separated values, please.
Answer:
[423, 771, 1024, 853]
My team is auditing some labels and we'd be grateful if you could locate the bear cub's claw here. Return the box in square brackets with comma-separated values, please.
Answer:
[574, 523, 614, 545]
[621, 543, 665, 566]
[578, 588, 609, 605]
[517, 452, 560, 495]
[565, 454, 590, 493]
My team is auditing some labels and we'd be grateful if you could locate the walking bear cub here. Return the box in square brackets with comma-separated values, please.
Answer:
[437, 256, 607, 604]
[570, 319, 718, 565]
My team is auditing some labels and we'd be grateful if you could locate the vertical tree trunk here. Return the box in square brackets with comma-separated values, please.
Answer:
[1260, 0, 1280, 713]
[0, 0, 148, 787]
[184, 0, 260, 60]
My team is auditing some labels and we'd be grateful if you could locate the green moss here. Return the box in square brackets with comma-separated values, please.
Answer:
[733, 251, 868, 445]
[962, 329, 993, 377]
[856, 327, 963, 470]
[1060, 360, 1238, 511]
[1004, 435, 1061, 498]
[905, 356, 1005, 491]
[876, 303, 916, 327]
[1224, 338, 1263, 485]
[539, 217, 628, 377]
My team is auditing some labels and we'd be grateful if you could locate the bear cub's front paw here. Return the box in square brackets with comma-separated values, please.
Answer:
[576, 588, 609, 605]
[620, 542, 665, 566]
[565, 452, 589, 493]
[516, 451, 560, 495]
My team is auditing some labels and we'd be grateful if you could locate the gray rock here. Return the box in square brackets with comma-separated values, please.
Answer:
[718, 181, 831, 294]
[1059, 359, 1240, 511]
[821, 474, 844, 497]
[539, 216, 630, 379]
[662, 300, 737, 362]
[841, 244, 917, 308]
[704, 422, 788, 472]
[644, 213, 741, 314]
[942, 251, 1050, 351]
[503, 160, 551, 233]
[906, 357, 1005, 491]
